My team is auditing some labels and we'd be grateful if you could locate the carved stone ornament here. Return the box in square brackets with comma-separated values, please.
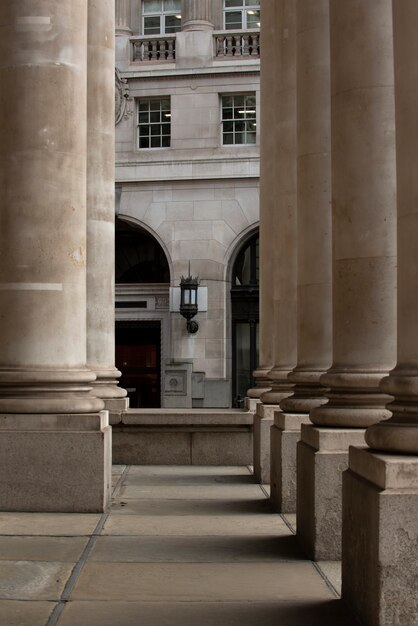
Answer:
[115, 68, 131, 125]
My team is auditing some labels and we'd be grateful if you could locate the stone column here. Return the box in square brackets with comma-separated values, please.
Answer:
[177, 0, 214, 67]
[87, 0, 127, 415]
[342, 2, 418, 623]
[253, 0, 297, 484]
[0, 0, 111, 512]
[270, 0, 332, 513]
[115, 0, 131, 67]
[182, 0, 214, 31]
[116, 0, 131, 34]
[297, 0, 396, 560]
[246, 0, 277, 409]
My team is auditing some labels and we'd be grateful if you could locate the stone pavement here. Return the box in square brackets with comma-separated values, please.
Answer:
[0, 465, 356, 626]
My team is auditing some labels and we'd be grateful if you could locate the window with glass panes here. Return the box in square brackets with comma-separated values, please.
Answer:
[137, 99, 171, 149]
[142, 0, 181, 35]
[222, 94, 256, 145]
[224, 0, 260, 30]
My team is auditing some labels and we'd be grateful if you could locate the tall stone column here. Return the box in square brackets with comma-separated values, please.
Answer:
[182, 0, 214, 31]
[297, 0, 396, 559]
[177, 0, 214, 67]
[270, 0, 332, 513]
[343, 2, 418, 623]
[0, 0, 111, 512]
[246, 0, 277, 408]
[253, 0, 297, 484]
[116, 0, 131, 34]
[115, 0, 131, 67]
[87, 0, 127, 413]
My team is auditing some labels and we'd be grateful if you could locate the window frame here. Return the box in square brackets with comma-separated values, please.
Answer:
[137, 97, 172, 150]
[142, 0, 182, 35]
[223, 0, 260, 31]
[221, 93, 257, 147]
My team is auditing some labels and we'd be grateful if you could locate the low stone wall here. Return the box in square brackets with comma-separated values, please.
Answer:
[110, 409, 253, 466]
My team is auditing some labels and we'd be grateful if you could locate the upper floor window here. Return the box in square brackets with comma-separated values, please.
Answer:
[222, 94, 257, 145]
[142, 0, 182, 35]
[137, 98, 171, 149]
[224, 0, 260, 30]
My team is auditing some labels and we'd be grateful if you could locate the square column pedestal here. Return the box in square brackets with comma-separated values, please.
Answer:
[343, 446, 418, 626]
[270, 412, 311, 513]
[253, 403, 277, 484]
[297, 424, 366, 560]
[0, 411, 112, 512]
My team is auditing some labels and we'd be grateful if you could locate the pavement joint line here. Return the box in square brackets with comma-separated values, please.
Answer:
[259, 484, 269, 499]
[280, 514, 296, 536]
[45, 465, 131, 626]
[312, 561, 341, 599]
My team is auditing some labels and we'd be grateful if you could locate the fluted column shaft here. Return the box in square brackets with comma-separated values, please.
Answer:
[366, 0, 418, 453]
[280, 0, 332, 416]
[310, 0, 396, 428]
[116, 0, 131, 34]
[182, 0, 214, 31]
[260, 0, 297, 406]
[247, 0, 277, 400]
[0, 0, 103, 414]
[87, 0, 127, 404]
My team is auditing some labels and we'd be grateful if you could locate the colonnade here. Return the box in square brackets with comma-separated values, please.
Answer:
[251, 0, 418, 623]
[0, 0, 125, 512]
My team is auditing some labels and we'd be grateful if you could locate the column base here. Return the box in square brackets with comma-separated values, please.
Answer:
[296, 424, 366, 560]
[245, 397, 261, 412]
[270, 412, 311, 513]
[253, 403, 278, 483]
[0, 411, 111, 513]
[343, 447, 418, 626]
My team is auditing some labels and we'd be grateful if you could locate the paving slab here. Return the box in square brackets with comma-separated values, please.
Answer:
[317, 561, 342, 595]
[57, 600, 354, 626]
[0, 513, 100, 536]
[102, 514, 288, 536]
[0, 536, 88, 562]
[0, 600, 56, 626]
[71, 562, 332, 602]
[90, 534, 307, 563]
[123, 472, 256, 486]
[118, 484, 264, 500]
[127, 465, 250, 477]
[0, 561, 74, 600]
[110, 497, 274, 516]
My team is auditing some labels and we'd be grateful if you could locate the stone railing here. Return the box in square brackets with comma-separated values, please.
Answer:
[131, 35, 176, 62]
[214, 31, 260, 59]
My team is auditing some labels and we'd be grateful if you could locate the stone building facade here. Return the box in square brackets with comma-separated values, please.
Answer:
[114, 0, 260, 409]
[1, 0, 418, 624]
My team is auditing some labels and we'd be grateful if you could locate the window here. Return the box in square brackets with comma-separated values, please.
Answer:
[137, 98, 171, 149]
[224, 0, 260, 30]
[222, 94, 256, 145]
[142, 0, 181, 35]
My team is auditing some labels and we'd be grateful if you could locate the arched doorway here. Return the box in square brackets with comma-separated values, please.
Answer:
[115, 218, 170, 408]
[231, 232, 259, 407]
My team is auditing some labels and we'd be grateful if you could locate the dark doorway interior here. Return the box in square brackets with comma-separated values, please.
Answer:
[231, 232, 259, 407]
[115, 321, 161, 408]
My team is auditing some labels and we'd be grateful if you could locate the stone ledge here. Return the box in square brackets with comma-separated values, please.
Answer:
[117, 409, 252, 427]
[274, 411, 311, 430]
[349, 445, 418, 490]
[301, 424, 366, 452]
[0, 411, 109, 431]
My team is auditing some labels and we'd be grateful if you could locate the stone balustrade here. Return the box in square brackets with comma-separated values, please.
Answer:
[131, 35, 176, 62]
[130, 31, 260, 63]
[214, 31, 260, 58]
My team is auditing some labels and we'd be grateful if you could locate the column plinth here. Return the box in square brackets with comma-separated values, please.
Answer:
[247, 367, 272, 400]
[115, 0, 131, 34]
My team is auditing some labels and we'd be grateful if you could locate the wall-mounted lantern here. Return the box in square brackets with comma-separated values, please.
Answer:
[179, 270, 199, 334]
